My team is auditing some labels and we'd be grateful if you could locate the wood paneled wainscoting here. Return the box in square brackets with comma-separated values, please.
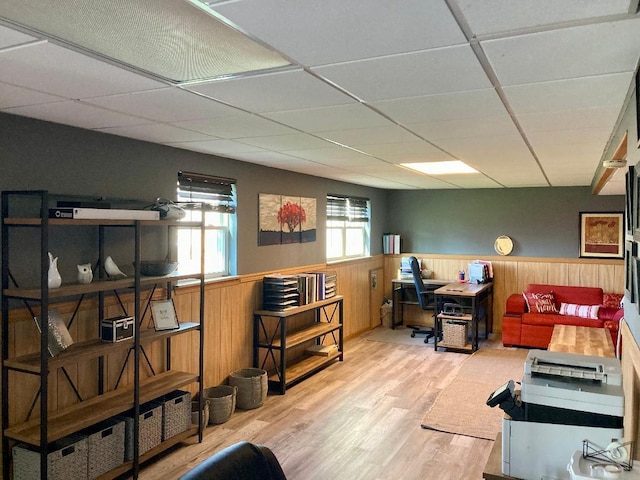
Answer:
[383, 253, 624, 334]
[0, 256, 384, 467]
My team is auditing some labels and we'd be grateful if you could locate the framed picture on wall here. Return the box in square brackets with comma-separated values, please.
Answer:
[579, 212, 624, 259]
[626, 165, 635, 235]
[626, 241, 637, 304]
[636, 67, 640, 148]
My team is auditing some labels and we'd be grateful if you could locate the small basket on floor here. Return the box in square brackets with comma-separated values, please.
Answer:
[229, 368, 268, 410]
[443, 320, 468, 347]
[200, 385, 237, 424]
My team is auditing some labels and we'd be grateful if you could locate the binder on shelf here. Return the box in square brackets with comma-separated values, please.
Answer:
[383, 233, 401, 254]
[48, 207, 159, 220]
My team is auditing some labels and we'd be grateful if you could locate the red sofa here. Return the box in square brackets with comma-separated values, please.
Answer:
[502, 284, 623, 349]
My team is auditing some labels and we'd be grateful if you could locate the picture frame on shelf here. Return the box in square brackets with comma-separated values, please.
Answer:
[150, 299, 180, 331]
[579, 212, 624, 259]
[33, 309, 74, 357]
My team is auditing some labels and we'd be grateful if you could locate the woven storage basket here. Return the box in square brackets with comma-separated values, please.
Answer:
[229, 368, 268, 410]
[83, 418, 125, 480]
[121, 400, 163, 461]
[13, 434, 88, 480]
[191, 399, 210, 430]
[201, 385, 237, 424]
[162, 390, 192, 440]
[443, 320, 468, 347]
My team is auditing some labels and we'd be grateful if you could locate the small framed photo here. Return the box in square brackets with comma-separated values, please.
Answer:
[150, 299, 180, 331]
[579, 212, 624, 259]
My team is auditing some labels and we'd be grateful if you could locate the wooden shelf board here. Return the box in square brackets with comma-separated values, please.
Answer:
[254, 295, 342, 317]
[268, 350, 342, 386]
[4, 370, 198, 445]
[4, 323, 200, 373]
[437, 342, 473, 351]
[270, 322, 342, 349]
[437, 314, 472, 322]
[3, 273, 204, 300]
[96, 426, 199, 480]
[4, 218, 203, 228]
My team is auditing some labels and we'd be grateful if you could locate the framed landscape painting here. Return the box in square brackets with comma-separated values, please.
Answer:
[579, 212, 624, 259]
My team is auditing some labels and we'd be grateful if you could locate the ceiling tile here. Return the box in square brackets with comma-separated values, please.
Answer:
[406, 112, 519, 141]
[355, 141, 453, 163]
[313, 45, 491, 101]
[373, 89, 506, 125]
[0, 42, 164, 98]
[4, 100, 153, 129]
[164, 139, 266, 156]
[0, 24, 36, 47]
[318, 125, 419, 146]
[212, 0, 466, 67]
[0, 81, 65, 108]
[185, 69, 355, 112]
[456, 0, 631, 37]
[516, 107, 622, 133]
[172, 112, 297, 138]
[235, 133, 334, 151]
[503, 73, 632, 114]
[482, 18, 640, 85]
[264, 103, 392, 132]
[83, 87, 241, 122]
[97, 123, 214, 143]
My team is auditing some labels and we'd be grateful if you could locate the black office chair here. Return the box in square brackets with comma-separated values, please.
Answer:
[408, 256, 436, 343]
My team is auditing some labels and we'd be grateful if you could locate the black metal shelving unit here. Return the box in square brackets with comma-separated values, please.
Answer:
[1, 190, 205, 479]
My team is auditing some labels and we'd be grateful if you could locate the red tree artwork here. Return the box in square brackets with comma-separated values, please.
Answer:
[277, 201, 306, 232]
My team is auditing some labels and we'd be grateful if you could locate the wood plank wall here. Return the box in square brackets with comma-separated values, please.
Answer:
[1, 253, 623, 463]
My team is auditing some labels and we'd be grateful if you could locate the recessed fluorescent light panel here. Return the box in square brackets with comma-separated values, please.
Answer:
[0, 0, 292, 83]
[401, 161, 479, 175]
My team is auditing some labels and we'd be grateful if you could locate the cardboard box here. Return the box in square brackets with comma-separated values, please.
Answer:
[100, 316, 134, 343]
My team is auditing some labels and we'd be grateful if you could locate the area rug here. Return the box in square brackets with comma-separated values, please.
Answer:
[365, 326, 432, 346]
[421, 347, 530, 440]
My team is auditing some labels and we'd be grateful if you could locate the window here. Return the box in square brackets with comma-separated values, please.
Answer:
[326, 194, 370, 260]
[176, 171, 236, 277]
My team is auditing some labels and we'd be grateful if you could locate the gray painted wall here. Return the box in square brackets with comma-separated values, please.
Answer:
[387, 188, 624, 257]
[0, 112, 389, 277]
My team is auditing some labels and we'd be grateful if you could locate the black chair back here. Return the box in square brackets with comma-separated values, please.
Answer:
[409, 256, 429, 310]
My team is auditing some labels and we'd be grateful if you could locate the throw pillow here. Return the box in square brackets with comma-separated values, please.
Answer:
[559, 302, 599, 320]
[523, 292, 558, 314]
[602, 293, 623, 308]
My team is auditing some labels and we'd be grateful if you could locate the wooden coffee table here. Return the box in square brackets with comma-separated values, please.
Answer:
[547, 325, 615, 357]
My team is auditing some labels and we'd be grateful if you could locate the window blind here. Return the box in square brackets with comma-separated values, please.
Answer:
[326, 194, 369, 222]
[177, 171, 236, 213]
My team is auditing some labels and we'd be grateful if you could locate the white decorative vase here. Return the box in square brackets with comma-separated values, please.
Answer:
[47, 252, 62, 289]
[77, 263, 93, 284]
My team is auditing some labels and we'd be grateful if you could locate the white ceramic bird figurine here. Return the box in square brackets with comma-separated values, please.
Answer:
[104, 256, 127, 278]
[77, 263, 93, 284]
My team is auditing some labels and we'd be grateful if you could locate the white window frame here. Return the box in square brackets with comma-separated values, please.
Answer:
[176, 172, 236, 278]
[326, 194, 370, 261]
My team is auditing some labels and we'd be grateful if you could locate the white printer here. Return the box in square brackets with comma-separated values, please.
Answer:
[489, 350, 624, 480]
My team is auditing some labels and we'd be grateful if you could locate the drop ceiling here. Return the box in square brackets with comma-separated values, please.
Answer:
[1, 0, 639, 194]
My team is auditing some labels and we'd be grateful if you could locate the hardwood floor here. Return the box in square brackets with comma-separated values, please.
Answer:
[139, 328, 499, 480]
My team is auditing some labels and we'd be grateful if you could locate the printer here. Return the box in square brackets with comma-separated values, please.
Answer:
[489, 349, 624, 480]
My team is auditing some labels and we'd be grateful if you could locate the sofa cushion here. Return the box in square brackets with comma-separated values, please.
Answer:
[523, 292, 558, 314]
[522, 312, 604, 328]
[559, 302, 599, 319]
[526, 284, 603, 307]
[599, 306, 624, 322]
[603, 293, 624, 308]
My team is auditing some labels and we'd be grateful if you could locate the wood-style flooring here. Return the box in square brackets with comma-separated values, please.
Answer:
[139, 328, 499, 480]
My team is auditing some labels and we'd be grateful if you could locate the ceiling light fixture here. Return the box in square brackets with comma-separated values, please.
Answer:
[0, 0, 292, 83]
[400, 161, 479, 175]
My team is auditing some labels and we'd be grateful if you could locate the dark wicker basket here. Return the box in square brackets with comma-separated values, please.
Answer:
[201, 385, 237, 424]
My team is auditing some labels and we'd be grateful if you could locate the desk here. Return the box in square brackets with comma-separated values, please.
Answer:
[390, 278, 451, 329]
[434, 282, 493, 353]
[548, 325, 615, 358]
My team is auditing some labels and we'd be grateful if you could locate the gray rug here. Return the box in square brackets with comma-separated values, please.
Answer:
[421, 347, 529, 440]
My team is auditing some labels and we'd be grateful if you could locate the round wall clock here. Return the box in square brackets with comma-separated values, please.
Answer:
[494, 235, 513, 256]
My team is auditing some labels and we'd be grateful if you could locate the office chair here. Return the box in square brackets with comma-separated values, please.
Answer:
[408, 256, 436, 343]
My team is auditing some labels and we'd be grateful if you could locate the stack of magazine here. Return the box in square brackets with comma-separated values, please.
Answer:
[33, 309, 74, 357]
